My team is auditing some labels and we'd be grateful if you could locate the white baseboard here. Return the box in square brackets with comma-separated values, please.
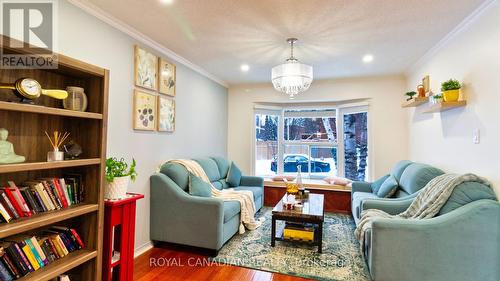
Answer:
[134, 241, 154, 258]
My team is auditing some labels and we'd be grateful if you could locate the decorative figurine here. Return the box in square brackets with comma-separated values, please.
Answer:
[0, 128, 25, 164]
[63, 140, 83, 160]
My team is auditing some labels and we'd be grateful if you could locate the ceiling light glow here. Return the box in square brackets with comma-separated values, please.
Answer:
[160, 0, 174, 5]
[363, 54, 374, 63]
[240, 64, 250, 72]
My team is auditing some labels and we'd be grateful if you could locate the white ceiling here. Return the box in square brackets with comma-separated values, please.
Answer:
[82, 0, 486, 86]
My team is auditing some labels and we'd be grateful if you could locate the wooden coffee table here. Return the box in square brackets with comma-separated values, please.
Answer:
[271, 193, 325, 253]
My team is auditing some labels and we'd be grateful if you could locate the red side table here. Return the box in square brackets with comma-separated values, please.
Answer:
[102, 193, 144, 281]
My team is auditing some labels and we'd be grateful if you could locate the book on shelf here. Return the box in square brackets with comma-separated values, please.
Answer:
[0, 175, 84, 224]
[0, 227, 84, 279]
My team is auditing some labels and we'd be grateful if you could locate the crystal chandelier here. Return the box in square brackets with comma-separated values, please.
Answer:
[271, 38, 313, 99]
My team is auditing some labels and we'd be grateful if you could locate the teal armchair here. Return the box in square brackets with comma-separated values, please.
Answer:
[352, 161, 444, 225]
[150, 157, 263, 254]
[362, 181, 499, 281]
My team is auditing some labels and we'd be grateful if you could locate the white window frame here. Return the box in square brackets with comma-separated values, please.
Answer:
[253, 103, 370, 180]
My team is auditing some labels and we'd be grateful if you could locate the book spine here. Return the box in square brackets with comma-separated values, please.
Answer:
[42, 181, 60, 210]
[70, 229, 85, 249]
[5, 245, 29, 275]
[24, 239, 44, 268]
[39, 240, 56, 263]
[0, 253, 20, 279]
[2, 188, 24, 217]
[20, 189, 38, 214]
[0, 259, 13, 281]
[55, 235, 69, 256]
[35, 184, 54, 211]
[7, 182, 32, 216]
[59, 179, 72, 206]
[30, 237, 48, 266]
[50, 237, 65, 257]
[0, 191, 19, 219]
[20, 243, 39, 270]
[59, 233, 75, 252]
[31, 188, 47, 212]
[53, 179, 68, 208]
[0, 203, 12, 222]
[46, 237, 61, 259]
[66, 184, 74, 205]
[12, 243, 33, 272]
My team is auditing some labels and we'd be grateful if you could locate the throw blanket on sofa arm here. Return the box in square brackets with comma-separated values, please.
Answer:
[354, 173, 491, 256]
[167, 159, 263, 234]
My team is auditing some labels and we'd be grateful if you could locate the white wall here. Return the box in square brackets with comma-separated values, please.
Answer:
[228, 75, 408, 180]
[58, 1, 228, 252]
[406, 1, 500, 194]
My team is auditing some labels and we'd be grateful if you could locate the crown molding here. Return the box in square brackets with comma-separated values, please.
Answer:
[406, 0, 498, 75]
[67, 0, 229, 88]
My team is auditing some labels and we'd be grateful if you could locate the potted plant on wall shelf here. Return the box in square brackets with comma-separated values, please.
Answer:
[441, 79, 461, 102]
[432, 94, 443, 104]
[405, 91, 417, 101]
[105, 157, 137, 200]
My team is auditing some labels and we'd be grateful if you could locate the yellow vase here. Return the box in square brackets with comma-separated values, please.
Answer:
[443, 89, 460, 101]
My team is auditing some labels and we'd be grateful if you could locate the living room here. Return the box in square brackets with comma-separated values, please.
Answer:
[0, 0, 498, 281]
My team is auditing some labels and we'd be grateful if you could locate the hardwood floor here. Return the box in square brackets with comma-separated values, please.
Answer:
[134, 246, 312, 281]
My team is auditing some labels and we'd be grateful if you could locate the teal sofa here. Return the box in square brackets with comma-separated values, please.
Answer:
[150, 157, 263, 254]
[362, 180, 499, 281]
[351, 160, 444, 225]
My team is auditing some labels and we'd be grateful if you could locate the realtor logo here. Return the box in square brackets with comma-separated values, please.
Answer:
[0, 0, 58, 69]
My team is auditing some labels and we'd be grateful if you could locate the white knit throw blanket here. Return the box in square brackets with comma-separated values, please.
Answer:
[354, 173, 491, 256]
[167, 159, 262, 234]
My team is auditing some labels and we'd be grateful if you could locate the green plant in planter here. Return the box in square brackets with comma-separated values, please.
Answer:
[433, 94, 443, 100]
[405, 91, 417, 101]
[441, 79, 461, 91]
[105, 157, 137, 182]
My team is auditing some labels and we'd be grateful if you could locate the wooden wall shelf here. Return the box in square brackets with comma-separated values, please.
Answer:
[0, 35, 108, 280]
[423, 101, 467, 113]
[401, 97, 429, 108]
[0, 158, 101, 173]
[0, 204, 98, 238]
[0, 101, 103, 119]
[16, 250, 97, 281]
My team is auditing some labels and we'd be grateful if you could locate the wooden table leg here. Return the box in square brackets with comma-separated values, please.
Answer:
[317, 221, 323, 253]
[271, 216, 276, 247]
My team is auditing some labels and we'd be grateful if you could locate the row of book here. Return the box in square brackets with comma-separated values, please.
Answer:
[0, 226, 84, 280]
[0, 175, 84, 223]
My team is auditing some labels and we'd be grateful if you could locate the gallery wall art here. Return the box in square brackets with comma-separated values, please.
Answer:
[133, 90, 157, 131]
[134, 46, 158, 91]
[158, 96, 175, 132]
[159, 58, 176, 96]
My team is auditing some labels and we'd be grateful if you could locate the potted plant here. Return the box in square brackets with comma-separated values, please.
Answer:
[432, 94, 443, 104]
[105, 157, 137, 199]
[441, 79, 461, 102]
[405, 91, 417, 101]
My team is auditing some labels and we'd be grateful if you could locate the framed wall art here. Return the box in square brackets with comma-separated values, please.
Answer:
[134, 45, 158, 91]
[133, 90, 157, 131]
[157, 95, 175, 132]
[159, 58, 176, 96]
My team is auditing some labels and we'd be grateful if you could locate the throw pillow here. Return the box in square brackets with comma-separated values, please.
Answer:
[371, 174, 390, 194]
[377, 175, 399, 198]
[271, 175, 296, 182]
[189, 174, 212, 197]
[323, 176, 352, 186]
[226, 162, 242, 187]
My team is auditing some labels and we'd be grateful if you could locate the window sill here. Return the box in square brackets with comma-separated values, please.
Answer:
[263, 178, 351, 192]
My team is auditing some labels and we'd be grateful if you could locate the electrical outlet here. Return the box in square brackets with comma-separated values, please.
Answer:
[473, 129, 480, 144]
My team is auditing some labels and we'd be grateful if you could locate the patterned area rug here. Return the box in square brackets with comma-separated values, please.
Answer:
[212, 208, 371, 281]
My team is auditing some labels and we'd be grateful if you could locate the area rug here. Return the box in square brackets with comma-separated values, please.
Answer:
[212, 208, 371, 281]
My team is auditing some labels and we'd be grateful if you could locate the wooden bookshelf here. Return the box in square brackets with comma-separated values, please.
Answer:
[401, 97, 429, 108]
[423, 101, 467, 113]
[0, 36, 108, 280]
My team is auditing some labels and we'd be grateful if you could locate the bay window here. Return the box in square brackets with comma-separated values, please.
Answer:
[254, 104, 369, 181]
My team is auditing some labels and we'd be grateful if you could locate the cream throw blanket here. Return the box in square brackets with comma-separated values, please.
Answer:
[167, 159, 262, 234]
[354, 173, 491, 256]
